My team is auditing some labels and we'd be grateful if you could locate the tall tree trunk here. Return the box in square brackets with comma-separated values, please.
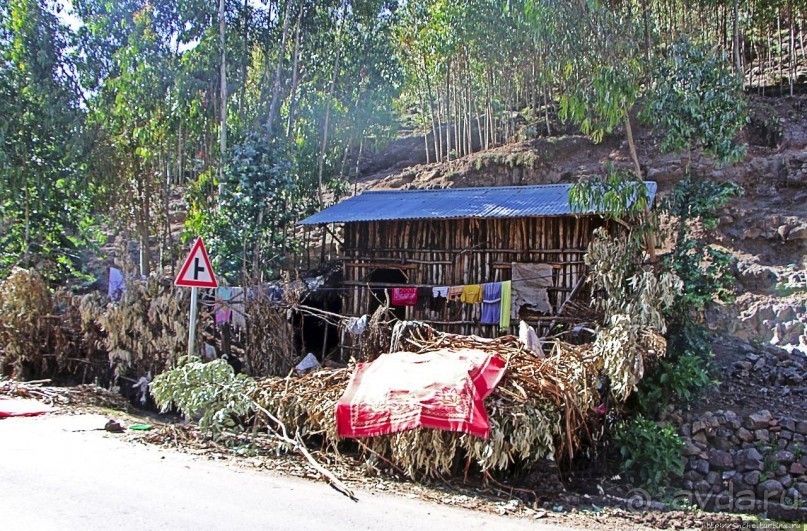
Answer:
[219, 0, 227, 197]
[317, 6, 345, 206]
[238, 0, 249, 116]
[267, 0, 293, 134]
[445, 60, 451, 163]
[286, 3, 303, 137]
[624, 110, 642, 181]
[778, 8, 784, 93]
[789, 1, 795, 96]
[643, 0, 651, 61]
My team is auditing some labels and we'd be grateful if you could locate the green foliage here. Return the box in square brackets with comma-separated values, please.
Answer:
[613, 415, 685, 493]
[634, 178, 740, 416]
[637, 349, 713, 416]
[569, 168, 649, 221]
[0, 0, 99, 282]
[664, 177, 743, 324]
[186, 129, 312, 283]
[150, 357, 257, 439]
[644, 37, 748, 167]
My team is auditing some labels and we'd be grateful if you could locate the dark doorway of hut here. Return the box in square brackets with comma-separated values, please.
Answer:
[297, 290, 342, 364]
[368, 268, 407, 321]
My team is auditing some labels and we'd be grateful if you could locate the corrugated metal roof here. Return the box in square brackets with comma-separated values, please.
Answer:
[299, 182, 657, 225]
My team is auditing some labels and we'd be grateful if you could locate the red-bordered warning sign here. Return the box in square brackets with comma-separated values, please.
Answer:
[175, 238, 218, 288]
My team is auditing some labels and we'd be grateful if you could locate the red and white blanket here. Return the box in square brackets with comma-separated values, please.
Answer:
[336, 348, 506, 439]
[0, 398, 55, 418]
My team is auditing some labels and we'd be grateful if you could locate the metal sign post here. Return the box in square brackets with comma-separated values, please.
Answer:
[187, 286, 199, 357]
[175, 238, 218, 359]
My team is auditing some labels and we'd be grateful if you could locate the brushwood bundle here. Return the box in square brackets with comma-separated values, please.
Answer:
[252, 321, 666, 479]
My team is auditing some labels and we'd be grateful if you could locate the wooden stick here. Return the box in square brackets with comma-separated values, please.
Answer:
[251, 400, 357, 501]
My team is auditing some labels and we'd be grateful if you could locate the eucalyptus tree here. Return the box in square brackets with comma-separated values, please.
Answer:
[644, 36, 748, 169]
[80, 2, 178, 276]
[0, 0, 97, 282]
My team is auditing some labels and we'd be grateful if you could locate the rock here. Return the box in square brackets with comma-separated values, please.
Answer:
[796, 421, 807, 435]
[757, 479, 785, 497]
[797, 482, 807, 497]
[755, 429, 770, 442]
[708, 449, 734, 470]
[780, 430, 794, 440]
[780, 474, 794, 489]
[738, 448, 765, 471]
[707, 471, 722, 486]
[774, 450, 796, 464]
[694, 460, 710, 475]
[692, 432, 708, 444]
[684, 470, 703, 482]
[783, 371, 804, 385]
[695, 480, 711, 493]
[713, 437, 734, 451]
[790, 462, 805, 475]
[747, 410, 774, 429]
[781, 418, 797, 431]
[683, 441, 702, 457]
[745, 470, 761, 485]
[777, 306, 798, 322]
[736, 427, 754, 442]
[692, 419, 707, 434]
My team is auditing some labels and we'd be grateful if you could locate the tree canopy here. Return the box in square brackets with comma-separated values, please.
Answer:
[1, 0, 801, 283]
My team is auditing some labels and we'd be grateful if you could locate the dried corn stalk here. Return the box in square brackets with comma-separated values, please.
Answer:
[101, 275, 190, 378]
[244, 286, 297, 377]
[251, 323, 624, 479]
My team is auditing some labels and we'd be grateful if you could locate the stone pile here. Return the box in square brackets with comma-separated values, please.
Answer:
[675, 409, 807, 505]
[737, 300, 807, 352]
[728, 342, 807, 402]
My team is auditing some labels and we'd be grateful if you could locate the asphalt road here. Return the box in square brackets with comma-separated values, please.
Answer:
[0, 413, 573, 530]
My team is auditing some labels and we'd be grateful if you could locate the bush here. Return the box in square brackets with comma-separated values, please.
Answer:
[150, 357, 257, 439]
[613, 415, 684, 493]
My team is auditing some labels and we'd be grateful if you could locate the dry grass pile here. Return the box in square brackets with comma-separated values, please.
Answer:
[244, 283, 298, 377]
[0, 268, 57, 378]
[251, 322, 665, 479]
[355, 302, 394, 362]
[101, 276, 190, 379]
[0, 376, 131, 410]
[0, 268, 109, 383]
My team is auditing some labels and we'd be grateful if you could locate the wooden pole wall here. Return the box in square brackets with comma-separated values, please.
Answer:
[340, 215, 604, 337]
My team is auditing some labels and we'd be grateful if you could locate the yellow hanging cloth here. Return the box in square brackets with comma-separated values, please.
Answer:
[460, 284, 483, 304]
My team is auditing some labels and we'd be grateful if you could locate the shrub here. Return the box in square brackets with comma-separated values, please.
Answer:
[613, 415, 685, 493]
[150, 357, 257, 439]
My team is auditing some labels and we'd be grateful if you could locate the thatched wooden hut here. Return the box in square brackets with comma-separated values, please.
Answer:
[300, 182, 656, 339]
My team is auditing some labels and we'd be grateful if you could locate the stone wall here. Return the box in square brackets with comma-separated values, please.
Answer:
[675, 409, 807, 507]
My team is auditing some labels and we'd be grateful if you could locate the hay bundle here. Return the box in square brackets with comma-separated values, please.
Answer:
[253, 367, 350, 444]
[101, 276, 190, 378]
[244, 284, 298, 377]
[355, 302, 394, 362]
[48, 291, 110, 383]
[249, 322, 661, 479]
[0, 268, 60, 378]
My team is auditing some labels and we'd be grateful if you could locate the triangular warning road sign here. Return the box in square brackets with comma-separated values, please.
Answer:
[175, 238, 218, 288]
